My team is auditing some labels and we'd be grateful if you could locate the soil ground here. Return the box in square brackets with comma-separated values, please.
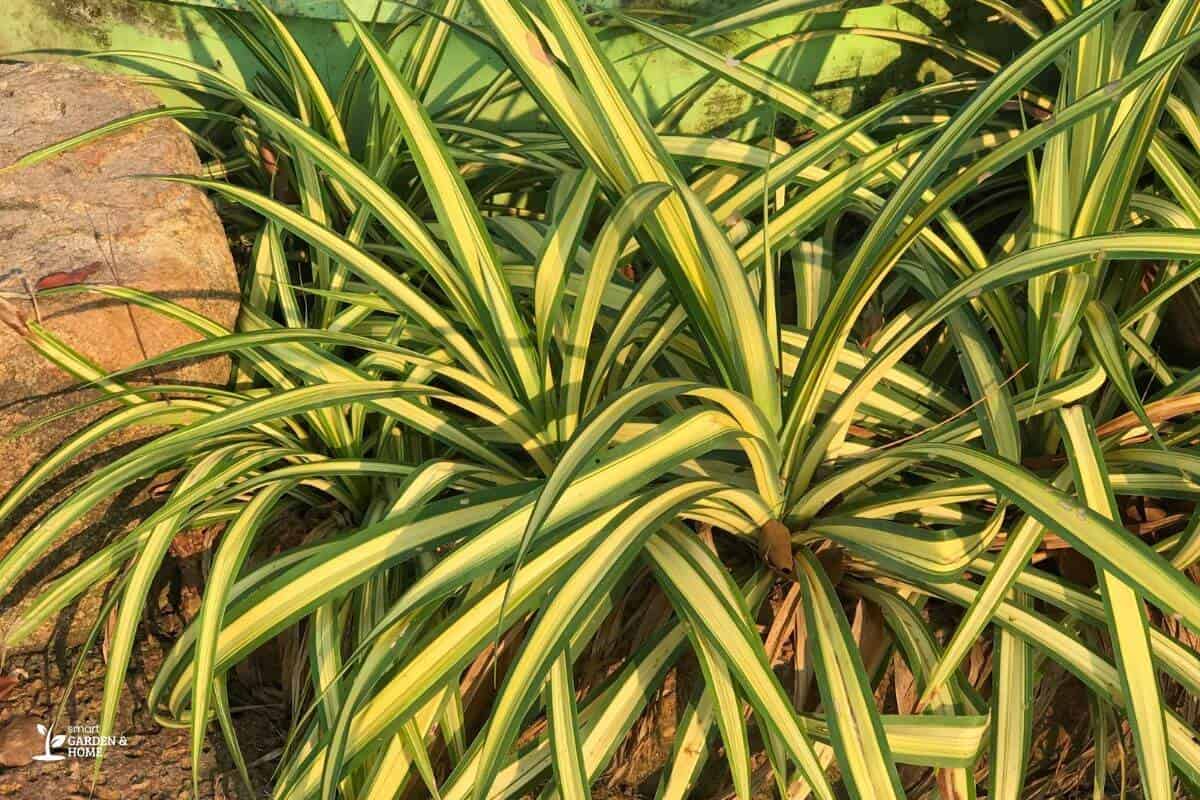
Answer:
[0, 636, 286, 799]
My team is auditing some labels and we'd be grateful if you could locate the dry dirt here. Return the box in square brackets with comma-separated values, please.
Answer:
[0, 633, 286, 799]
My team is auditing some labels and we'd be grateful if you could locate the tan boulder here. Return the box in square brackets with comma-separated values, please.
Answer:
[0, 61, 239, 651]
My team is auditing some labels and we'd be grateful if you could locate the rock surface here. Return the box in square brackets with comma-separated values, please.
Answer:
[0, 61, 239, 651]
[0, 716, 42, 767]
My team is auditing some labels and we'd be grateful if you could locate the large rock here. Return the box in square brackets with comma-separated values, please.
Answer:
[0, 61, 239, 651]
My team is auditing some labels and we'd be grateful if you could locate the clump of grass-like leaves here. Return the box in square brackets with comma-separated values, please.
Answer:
[6, 0, 1200, 797]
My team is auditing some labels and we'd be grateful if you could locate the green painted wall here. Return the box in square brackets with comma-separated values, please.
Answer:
[2, 1, 1012, 134]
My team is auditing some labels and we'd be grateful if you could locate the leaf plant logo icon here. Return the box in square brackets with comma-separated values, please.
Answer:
[31, 722, 66, 762]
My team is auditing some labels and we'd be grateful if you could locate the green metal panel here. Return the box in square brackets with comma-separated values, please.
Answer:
[1, 1, 989, 133]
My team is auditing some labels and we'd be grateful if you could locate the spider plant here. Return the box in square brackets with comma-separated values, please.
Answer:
[5, 0, 1200, 797]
